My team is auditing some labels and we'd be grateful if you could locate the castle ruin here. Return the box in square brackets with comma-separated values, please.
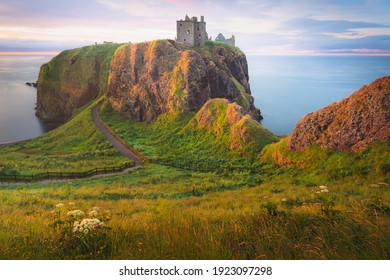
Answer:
[215, 33, 235, 46]
[176, 15, 208, 47]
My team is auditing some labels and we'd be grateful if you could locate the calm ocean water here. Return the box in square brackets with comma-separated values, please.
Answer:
[0, 54, 54, 143]
[248, 55, 390, 135]
[0, 54, 389, 143]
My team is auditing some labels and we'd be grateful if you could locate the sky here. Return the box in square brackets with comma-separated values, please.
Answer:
[0, 0, 389, 55]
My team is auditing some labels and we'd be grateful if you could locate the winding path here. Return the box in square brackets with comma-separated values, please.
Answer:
[91, 103, 142, 167]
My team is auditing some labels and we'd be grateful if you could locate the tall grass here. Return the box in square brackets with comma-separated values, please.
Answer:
[0, 164, 388, 259]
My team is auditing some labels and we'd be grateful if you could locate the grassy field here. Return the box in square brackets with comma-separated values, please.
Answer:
[0, 101, 388, 259]
[0, 163, 388, 259]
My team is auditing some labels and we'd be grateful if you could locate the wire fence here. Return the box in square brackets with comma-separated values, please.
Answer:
[0, 162, 134, 183]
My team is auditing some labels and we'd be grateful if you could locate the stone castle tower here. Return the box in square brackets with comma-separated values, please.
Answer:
[176, 15, 208, 47]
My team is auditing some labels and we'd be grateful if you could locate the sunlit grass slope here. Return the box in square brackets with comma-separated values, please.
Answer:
[0, 162, 388, 259]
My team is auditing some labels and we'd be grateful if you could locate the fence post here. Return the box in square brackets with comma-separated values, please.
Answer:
[104, 167, 107, 174]
[96, 168, 98, 175]
[14, 174, 17, 181]
[47, 171, 49, 179]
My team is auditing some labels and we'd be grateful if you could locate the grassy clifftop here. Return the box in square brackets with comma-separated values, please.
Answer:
[36, 43, 122, 125]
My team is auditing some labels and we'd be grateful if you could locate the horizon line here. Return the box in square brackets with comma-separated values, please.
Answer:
[1, 50, 390, 57]
[0, 51, 60, 55]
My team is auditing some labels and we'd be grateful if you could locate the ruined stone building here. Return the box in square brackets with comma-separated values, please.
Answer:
[215, 33, 235, 46]
[176, 15, 208, 47]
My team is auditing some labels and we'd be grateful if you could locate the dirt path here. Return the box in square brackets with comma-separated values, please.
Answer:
[91, 103, 142, 167]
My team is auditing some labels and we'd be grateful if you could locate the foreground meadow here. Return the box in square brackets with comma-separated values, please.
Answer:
[0, 162, 388, 259]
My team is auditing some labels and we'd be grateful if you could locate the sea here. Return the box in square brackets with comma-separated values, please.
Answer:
[0, 54, 55, 144]
[0, 54, 389, 143]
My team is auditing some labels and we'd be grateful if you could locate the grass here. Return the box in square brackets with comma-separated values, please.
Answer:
[99, 101, 277, 172]
[0, 100, 128, 176]
[0, 163, 388, 259]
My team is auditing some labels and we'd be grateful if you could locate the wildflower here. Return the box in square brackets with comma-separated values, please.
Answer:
[67, 210, 85, 217]
[55, 203, 65, 208]
[72, 218, 105, 234]
[93, 207, 100, 211]
[72, 221, 80, 233]
[68, 202, 75, 206]
[317, 185, 330, 193]
[89, 210, 98, 217]
[281, 198, 287, 202]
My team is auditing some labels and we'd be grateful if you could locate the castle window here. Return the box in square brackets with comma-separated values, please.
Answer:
[199, 34, 201, 37]
[180, 23, 182, 26]
[187, 30, 190, 34]
[197, 27, 200, 31]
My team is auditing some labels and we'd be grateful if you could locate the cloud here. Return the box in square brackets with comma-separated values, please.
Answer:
[0, 0, 389, 55]
[283, 18, 389, 34]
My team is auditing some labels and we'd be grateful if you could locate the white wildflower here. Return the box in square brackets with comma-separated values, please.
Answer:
[72, 218, 104, 234]
[67, 210, 85, 217]
[68, 202, 75, 206]
[55, 203, 65, 208]
[89, 210, 98, 217]
[321, 189, 329, 193]
[319, 185, 327, 190]
[281, 198, 287, 202]
[93, 207, 100, 211]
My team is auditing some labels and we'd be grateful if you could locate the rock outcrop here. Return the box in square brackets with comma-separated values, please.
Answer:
[182, 98, 276, 153]
[288, 76, 390, 152]
[36, 44, 120, 126]
[107, 40, 261, 122]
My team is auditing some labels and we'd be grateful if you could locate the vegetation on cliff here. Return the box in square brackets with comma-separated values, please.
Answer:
[107, 40, 261, 122]
[36, 43, 122, 125]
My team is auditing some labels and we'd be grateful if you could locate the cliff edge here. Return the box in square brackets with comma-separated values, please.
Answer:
[36, 40, 262, 126]
[36, 44, 120, 126]
[107, 40, 261, 122]
[288, 76, 390, 152]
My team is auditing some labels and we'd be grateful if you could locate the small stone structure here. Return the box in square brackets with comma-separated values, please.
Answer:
[176, 15, 208, 47]
[215, 33, 235, 46]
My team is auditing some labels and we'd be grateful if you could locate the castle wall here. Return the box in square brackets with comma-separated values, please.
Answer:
[177, 20, 195, 46]
[194, 22, 207, 47]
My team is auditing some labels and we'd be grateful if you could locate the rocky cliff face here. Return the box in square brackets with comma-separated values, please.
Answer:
[36, 44, 119, 126]
[107, 40, 261, 122]
[288, 76, 390, 152]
